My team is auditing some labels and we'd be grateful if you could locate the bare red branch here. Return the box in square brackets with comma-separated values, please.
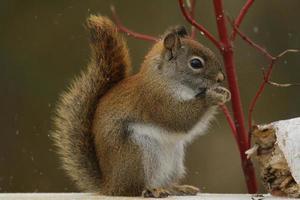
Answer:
[229, 16, 299, 136]
[178, 0, 222, 49]
[231, 0, 255, 40]
[248, 49, 300, 131]
[111, 6, 159, 42]
[228, 17, 274, 60]
[248, 60, 275, 131]
[187, 0, 197, 39]
[213, 0, 257, 193]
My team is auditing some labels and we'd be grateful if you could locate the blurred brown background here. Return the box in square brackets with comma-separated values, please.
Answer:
[0, 0, 300, 193]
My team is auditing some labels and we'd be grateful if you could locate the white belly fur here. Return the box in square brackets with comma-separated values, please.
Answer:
[130, 107, 217, 188]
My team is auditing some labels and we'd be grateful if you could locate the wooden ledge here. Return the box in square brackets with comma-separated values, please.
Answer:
[0, 193, 297, 200]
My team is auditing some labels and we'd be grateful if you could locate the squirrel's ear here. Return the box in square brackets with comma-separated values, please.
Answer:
[174, 25, 188, 37]
[164, 32, 178, 50]
[163, 32, 181, 60]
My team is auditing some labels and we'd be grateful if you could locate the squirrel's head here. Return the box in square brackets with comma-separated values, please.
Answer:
[141, 26, 225, 100]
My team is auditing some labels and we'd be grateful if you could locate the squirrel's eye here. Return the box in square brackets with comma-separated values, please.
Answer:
[189, 57, 205, 70]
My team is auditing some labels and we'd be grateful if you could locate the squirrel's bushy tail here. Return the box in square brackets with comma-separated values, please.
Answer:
[52, 15, 131, 192]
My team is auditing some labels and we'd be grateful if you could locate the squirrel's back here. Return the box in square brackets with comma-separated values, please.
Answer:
[52, 15, 131, 192]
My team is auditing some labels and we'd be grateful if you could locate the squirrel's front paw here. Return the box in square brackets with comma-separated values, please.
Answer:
[142, 188, 170, 198]
[206, 86, 231, 105]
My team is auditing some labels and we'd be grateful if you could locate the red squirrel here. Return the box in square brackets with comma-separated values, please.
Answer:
[52, 15, 231, 197]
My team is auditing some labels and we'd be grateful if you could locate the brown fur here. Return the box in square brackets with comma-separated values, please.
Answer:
[52, 15, 230, 197]
[52, 15, 130, 192]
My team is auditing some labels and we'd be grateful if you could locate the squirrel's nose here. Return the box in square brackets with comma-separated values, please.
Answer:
[216, 71, 225, 83]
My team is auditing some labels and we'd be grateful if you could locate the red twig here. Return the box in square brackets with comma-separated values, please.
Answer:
[213, 0, 257, 193]
[248, 49, 300, 132]
[219, 104, 237, 139]
[231, 0, 255, 40]
[229, 18, 299, 132]
[178, 0, 222, 50]
[110, 6, 159, 42]
[187, 0, 197, 39]
[248, 61, 275, 131]
[231, 15, 300, 145]
[230, 19, 274, 60]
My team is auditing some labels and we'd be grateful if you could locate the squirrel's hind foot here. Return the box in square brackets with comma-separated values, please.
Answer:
[170, 184, 200, 196]
[141, 185, 199, 198]
[142, 188, 170, 198]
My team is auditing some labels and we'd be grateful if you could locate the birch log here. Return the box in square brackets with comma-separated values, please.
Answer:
[248, 117, 300, 198]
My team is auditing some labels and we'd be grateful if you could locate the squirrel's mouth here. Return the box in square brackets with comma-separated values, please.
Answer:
[195, 87, 207, 98]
